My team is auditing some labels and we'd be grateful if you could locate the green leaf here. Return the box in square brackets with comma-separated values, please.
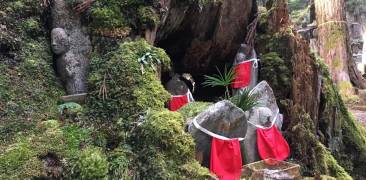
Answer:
[229, 88, 259, 112]
[202, 65, 236, 87]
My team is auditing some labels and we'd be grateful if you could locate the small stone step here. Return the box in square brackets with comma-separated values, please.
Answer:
[61, 93, 87, 104]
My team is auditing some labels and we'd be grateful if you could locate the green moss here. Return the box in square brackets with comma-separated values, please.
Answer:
[0, 120, 93, 179]
[140, 110, 194, 161]
[90, 0, 162, 35]
[316, 57, 366, 178]
[323, 24, 346, 52]
[61, 125, 92, 156]
[130, 110, 210, 179]
[0, 1, 64, 145]
[91, 7, 127, 29]
[137, 6, 160, 29]
[338, 81, 358, 103]
[7, 1, 25, 12]
[39, 119, 60, 129]
[0, 39, 64, 143]
[259, 52, 291, 99]
[19, 157, 46, 178]
[0, 140, 37, 176]
[179, 160, 212, 179]
[316, 143, 352, 179]
[284, 104, 352, 178]
[58, 102, 83, 118]
[107, 147, 132, 179]
[71, 147, 108, 180]
[178, 101, 212, 120]
[332, 56, 341, 69]
[87, 40, 170, 128]
[20, 17, 41, 36]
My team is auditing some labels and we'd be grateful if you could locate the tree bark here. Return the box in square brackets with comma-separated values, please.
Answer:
[314, 0, 350, 84]
[314, 0, 366, 89]
[156, 0, 257, 76]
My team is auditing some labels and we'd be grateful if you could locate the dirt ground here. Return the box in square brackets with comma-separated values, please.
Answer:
[348, 108, 366, 128]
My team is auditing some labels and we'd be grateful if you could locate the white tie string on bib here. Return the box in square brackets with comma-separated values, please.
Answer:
[192, 109, 279, 141]
[236, 58, 259, 69]
[171, 89, 194, 102]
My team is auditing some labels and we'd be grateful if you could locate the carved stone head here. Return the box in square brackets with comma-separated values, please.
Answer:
[234, 44, 252, 64]
[51, 28, 69, 55]
[165, 74, 190, 95]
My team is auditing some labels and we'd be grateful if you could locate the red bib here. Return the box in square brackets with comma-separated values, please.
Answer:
[210, 138, 242, 180]
[256, 125, 290, 161]
[231, 61, 252, 89]
[169, 94, 189, 111]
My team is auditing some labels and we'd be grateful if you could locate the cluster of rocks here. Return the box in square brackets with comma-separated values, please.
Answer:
[186, 81, 284, 166]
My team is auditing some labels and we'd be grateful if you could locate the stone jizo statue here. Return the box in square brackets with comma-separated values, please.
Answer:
[50, 0, 91, 96]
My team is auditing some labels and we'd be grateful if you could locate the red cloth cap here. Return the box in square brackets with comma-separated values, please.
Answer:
[256, 125, 290, 161]
[231, 61, 252, 89]
[210, 138, 242, 180]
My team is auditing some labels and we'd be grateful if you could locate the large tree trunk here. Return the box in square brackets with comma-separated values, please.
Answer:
[256, 0, 366, 178]
[156, 0, 257, 76]
[314, 0, 350, 84]
[314, 0, 366, 90]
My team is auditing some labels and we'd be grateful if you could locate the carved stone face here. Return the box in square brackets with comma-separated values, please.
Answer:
[235, 44, 252, 63]
[258, 107, 273, 125]
[51, 28, 69, 55]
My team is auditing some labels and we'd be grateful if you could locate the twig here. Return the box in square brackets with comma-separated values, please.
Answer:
[74, 0, 95, 13]
[245, 13, 260, 50]
[99, 73, 108, 100]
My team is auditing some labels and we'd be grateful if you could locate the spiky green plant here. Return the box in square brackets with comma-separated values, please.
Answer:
[229, 88, 259, 112]
[137, 51, 162, 74]
[202, 65, 236, 99]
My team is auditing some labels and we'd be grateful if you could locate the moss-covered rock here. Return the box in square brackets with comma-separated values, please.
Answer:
[70, 147, 108, 180]
[87, 40, 170, 129]
[139, 110, 195, 161]
[131, 110, 211, 179]
[178, 101, 212, 120]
